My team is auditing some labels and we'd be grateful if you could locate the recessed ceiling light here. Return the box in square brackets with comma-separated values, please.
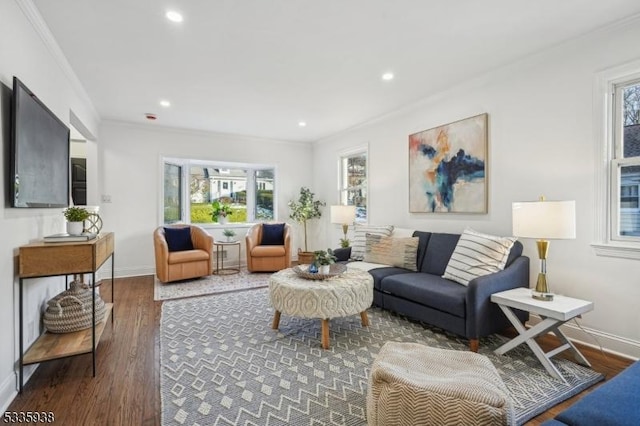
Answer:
[382, 72, 394, 81]
[160, 100, 171, 108]
[166, 10, 184, 23]
[298, 121, 307, 127]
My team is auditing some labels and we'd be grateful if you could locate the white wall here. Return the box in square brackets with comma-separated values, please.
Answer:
[0, 0, 100, 411]
[98, 121, 313, 277]
[312, 18, 640, 359]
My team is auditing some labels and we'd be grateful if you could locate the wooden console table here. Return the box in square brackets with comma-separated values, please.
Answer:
[18, 232, 115, 393]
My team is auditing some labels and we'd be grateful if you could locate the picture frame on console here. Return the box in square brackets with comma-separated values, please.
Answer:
[409, 113, 488, 213]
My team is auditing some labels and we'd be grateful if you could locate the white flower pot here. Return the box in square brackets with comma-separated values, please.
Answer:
[218, 216, 228, 225]
[319, 264, 331, 274]
[67, 221, 84, 235]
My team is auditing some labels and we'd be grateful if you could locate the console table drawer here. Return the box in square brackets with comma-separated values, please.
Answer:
[19, 232, 114, 278]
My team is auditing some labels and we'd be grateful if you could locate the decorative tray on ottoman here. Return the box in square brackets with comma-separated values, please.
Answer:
[293, 264, 347, 280]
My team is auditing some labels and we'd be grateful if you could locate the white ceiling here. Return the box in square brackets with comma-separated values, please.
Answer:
[33, 0, 640, 143]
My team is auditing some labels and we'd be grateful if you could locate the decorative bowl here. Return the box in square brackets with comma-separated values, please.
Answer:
[293, 263, 347, 280]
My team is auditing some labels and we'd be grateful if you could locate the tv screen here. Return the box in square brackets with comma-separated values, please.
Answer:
[11, 77, 70, 208]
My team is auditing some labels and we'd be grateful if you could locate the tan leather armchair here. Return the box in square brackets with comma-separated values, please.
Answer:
[154, 225, 214, 283]
[245, 223, 291, 272]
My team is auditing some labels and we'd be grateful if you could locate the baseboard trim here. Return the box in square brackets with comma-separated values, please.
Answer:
[528, 314, 640, 361]
[0, 372, 16, 414]
[0, 363, 38, 413]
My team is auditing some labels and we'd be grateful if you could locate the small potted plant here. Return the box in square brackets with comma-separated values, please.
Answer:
[222, 229, 236, 242]
[313, 249, 337, 274]
[211, 200, 233, 224]
[63, 206, 90, 235]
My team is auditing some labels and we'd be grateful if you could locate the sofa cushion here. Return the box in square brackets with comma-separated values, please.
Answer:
[350, 225, 394, 260]
[551, 361, 640, 426]
[164, 227, 194, 252]
[505, 241, 523, 267]
[369, 267, 415, 291]
[364, 234, 419, 271]
[261, 223, 285, 245]
[443, 228, 516, 286]
[380, 273, 467, 318]
[421, 233, 460, 275]
[412, 231, 432, 272]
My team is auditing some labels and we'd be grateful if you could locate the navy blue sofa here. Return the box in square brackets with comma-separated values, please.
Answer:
[336, 230, 530, 351]
[541, 360, 640, 426]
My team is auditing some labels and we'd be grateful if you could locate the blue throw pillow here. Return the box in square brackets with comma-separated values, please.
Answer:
[164, 227, 194, 252]
[261, 223, 285, 245]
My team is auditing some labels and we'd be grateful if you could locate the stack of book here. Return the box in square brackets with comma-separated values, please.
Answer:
[43, 232, 98, 243]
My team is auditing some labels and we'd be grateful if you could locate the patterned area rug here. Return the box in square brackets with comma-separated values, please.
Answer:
[160, 288, 604, 425]
[154, 269, 271, 301]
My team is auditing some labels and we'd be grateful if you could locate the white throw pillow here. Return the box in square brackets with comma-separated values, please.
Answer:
[350, 225, 394, 261]
[443, 228, 516, 286]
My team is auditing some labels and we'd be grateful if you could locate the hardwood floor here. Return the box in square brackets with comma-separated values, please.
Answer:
[8, 276, 634, 425]
[8, 276, 160, 426]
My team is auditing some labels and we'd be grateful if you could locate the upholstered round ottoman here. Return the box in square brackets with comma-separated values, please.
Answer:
[367, 342, 513, 426]
[268, 267, 373, 349]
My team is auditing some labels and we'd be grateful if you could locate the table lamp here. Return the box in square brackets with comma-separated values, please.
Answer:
[330, 205, 356, 246]
[512, 197, 576, 301]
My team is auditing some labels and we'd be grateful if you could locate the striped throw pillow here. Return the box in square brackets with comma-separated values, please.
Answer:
[364, 234, 419, 271]
[442, 228, 516, 286]
[350, 225, 394, 260]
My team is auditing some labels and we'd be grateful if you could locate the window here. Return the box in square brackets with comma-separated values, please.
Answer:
[339, 150, 367, 222]
[162, 158, 275, 225]
[163, 162, 182, 224]
[594, 62, 640, 258]
[612, 79, 640, 239]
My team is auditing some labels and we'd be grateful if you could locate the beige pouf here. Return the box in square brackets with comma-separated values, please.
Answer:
[367, 342, 513, 426]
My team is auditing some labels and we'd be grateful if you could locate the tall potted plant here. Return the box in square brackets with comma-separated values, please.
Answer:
[288, 187, 325, 264]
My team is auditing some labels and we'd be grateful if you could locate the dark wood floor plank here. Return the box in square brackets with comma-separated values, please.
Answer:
[7, 275, 634, 425]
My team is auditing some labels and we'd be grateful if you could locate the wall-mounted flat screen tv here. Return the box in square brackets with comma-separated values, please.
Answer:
[10, 76, 70, 208]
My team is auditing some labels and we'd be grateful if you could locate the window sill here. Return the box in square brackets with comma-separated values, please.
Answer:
[199, 223, 256, 230]
[591, 242, 640, 260]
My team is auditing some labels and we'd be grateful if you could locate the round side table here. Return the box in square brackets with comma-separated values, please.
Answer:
[213, 240, 241, 275]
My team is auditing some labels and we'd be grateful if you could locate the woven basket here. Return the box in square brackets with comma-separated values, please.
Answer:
[43, 280, 107, 334]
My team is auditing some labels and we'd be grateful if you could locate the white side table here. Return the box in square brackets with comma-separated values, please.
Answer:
[491, 287, 593, 383]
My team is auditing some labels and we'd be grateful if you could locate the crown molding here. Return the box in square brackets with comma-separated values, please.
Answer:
[16, 0, 100, 124]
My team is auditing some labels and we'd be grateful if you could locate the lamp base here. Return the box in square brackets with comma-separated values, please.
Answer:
[532, 271, 554, 301]
[532, 291, 554, 301]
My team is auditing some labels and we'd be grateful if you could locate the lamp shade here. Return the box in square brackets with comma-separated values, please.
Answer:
[330, 205, 356, 224]
[512, 200, 576, 239]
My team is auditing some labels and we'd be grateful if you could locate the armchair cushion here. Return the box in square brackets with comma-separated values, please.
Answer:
[164, 227, 194, 252]
[261, 223, 285, 245]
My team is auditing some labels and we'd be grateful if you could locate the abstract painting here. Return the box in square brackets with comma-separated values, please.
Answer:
[409, 113, 487, 213]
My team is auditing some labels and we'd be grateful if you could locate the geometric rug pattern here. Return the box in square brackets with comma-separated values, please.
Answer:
[154, 269, 271, 301]
[160, 288, 604, 425]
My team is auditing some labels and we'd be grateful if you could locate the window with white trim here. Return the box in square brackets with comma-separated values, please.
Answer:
[162, 158, 275, 225]
[339, 150, 367, 223]
[612, 78, 640, 240]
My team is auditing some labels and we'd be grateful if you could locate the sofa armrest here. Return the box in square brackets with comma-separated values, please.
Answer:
[333, 247, 351, 262]
[465, 256, 530, 338]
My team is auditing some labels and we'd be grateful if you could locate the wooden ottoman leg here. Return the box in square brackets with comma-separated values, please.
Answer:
[360, 311, 370, 327]
[272, 310, 281, 330]
[321, 319, 330, 349]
